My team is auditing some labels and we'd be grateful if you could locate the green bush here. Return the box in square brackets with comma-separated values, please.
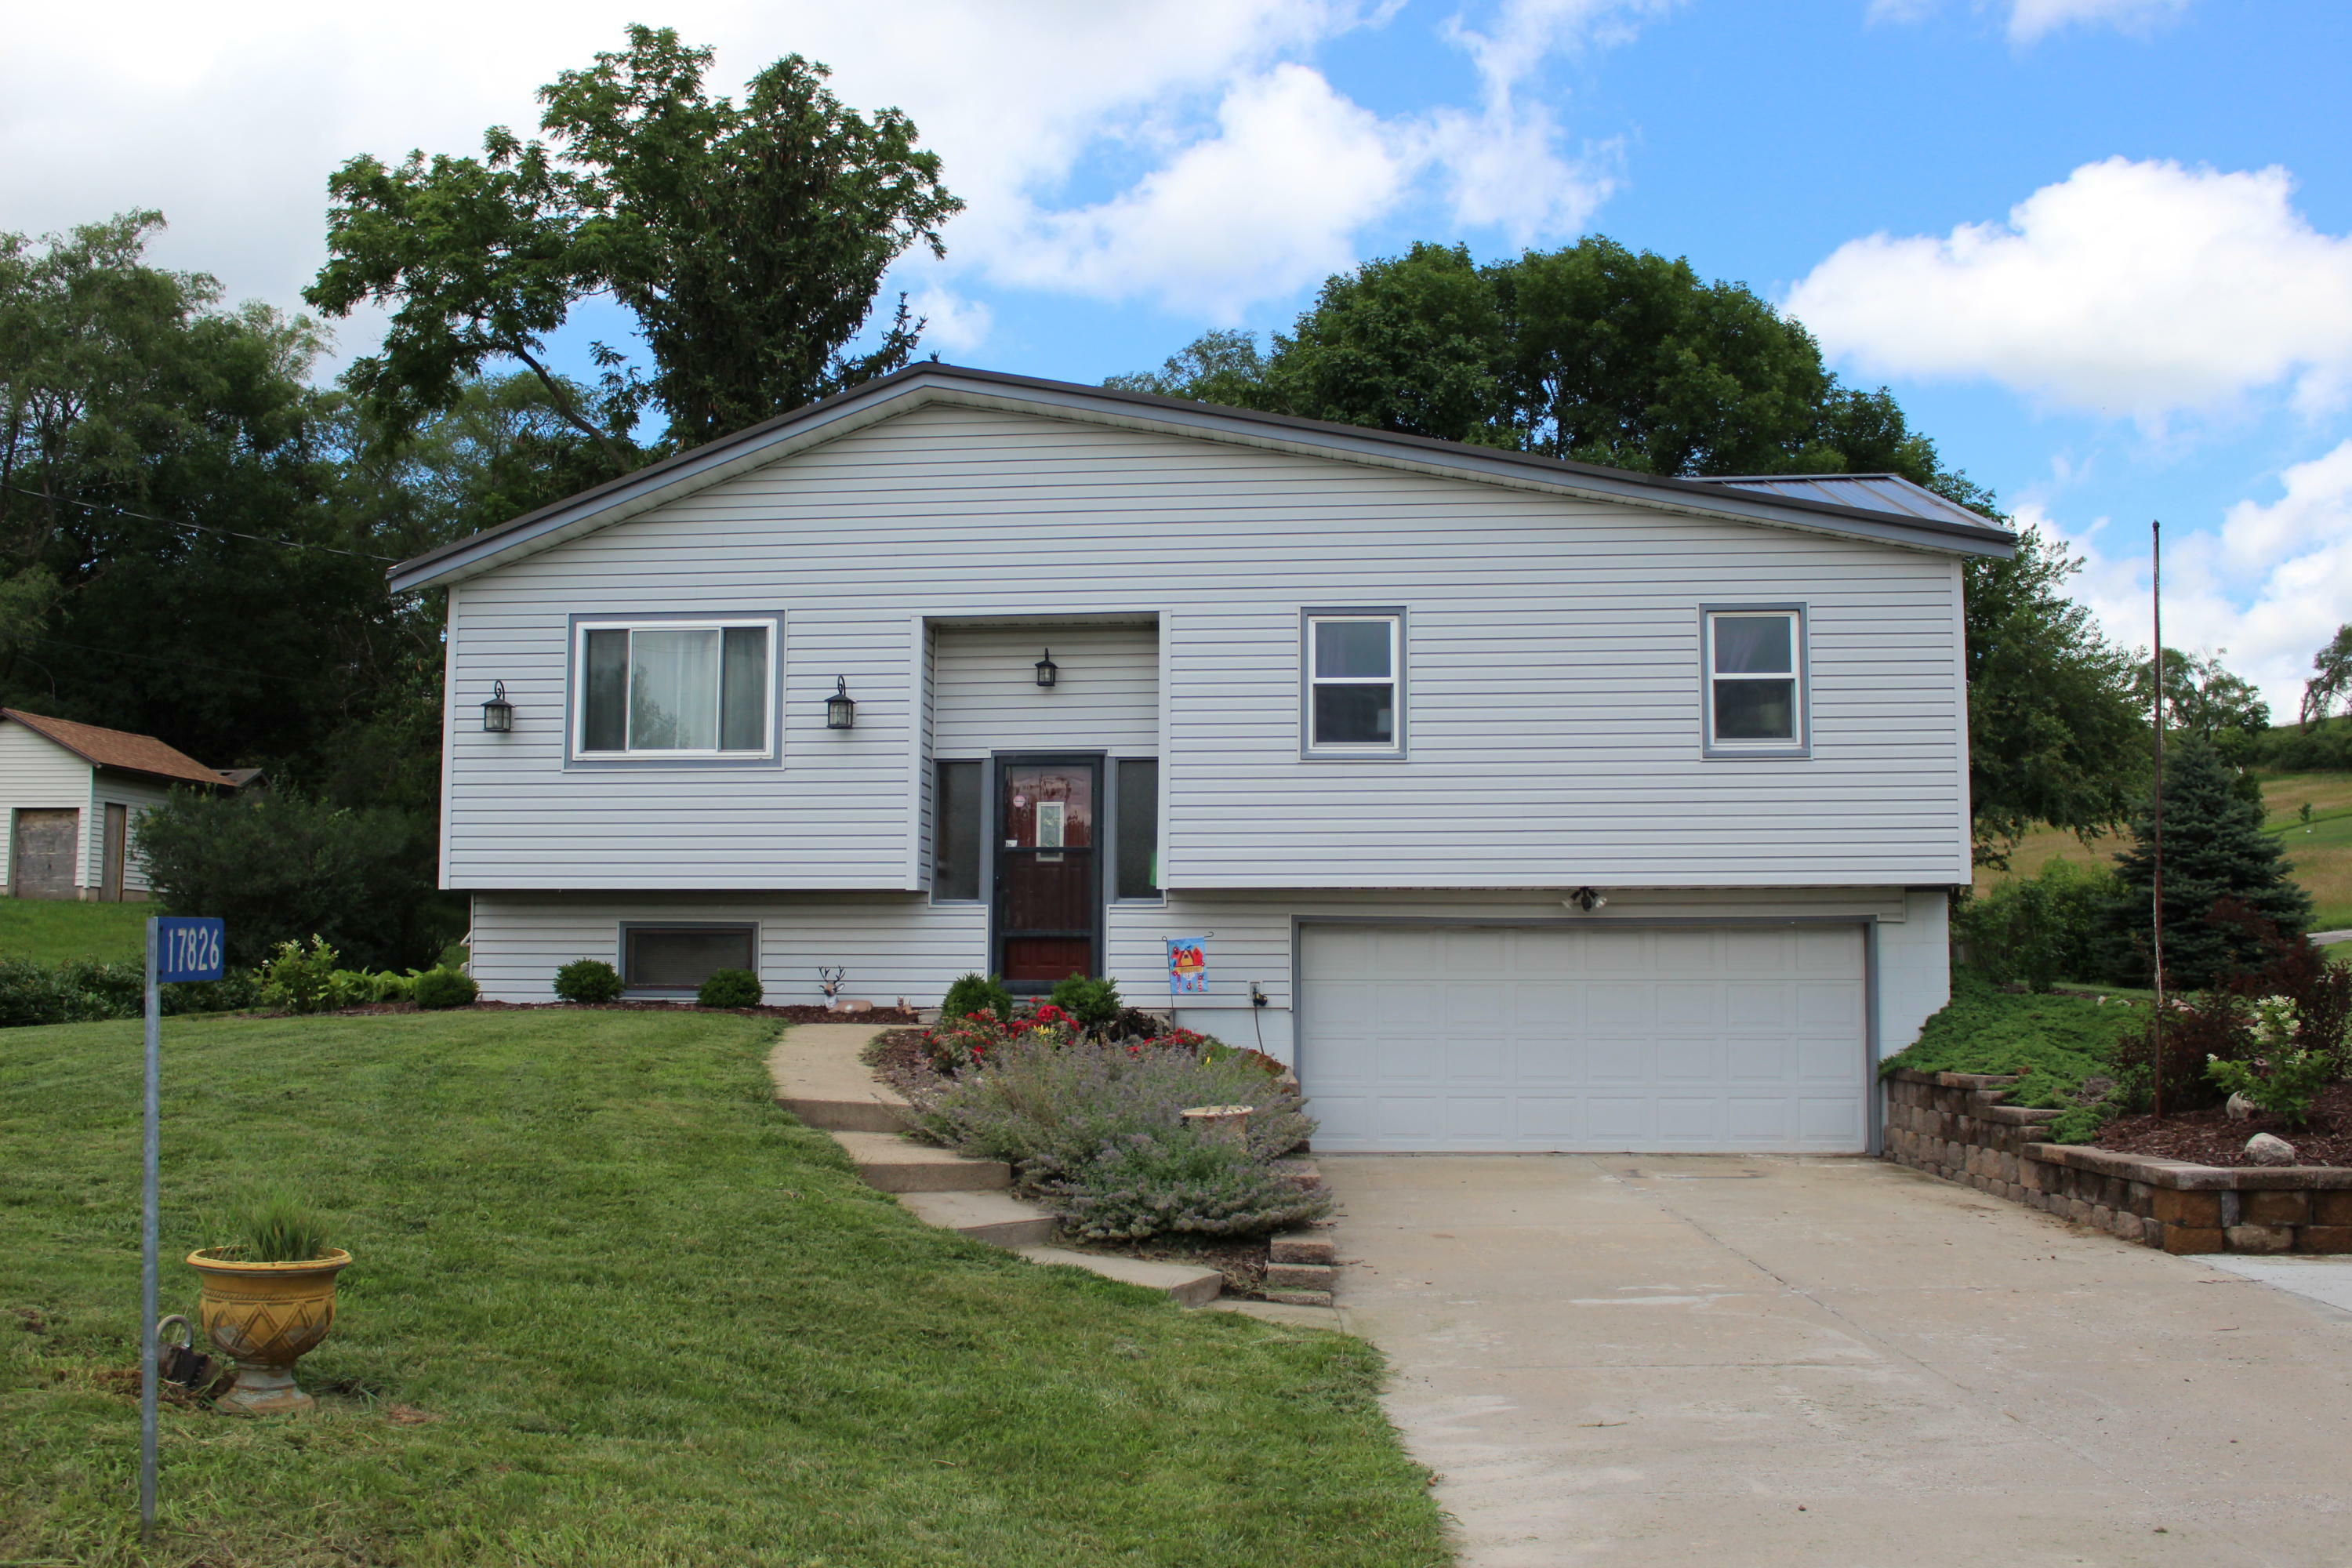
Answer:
[258, 937, 354, 1014]
[554, 959, 625, 1004]
[1052, 1131, 1331, 1240]
[0, 957, 147, 1027]
[1047, 974, 1123, 1033]
[412, 967, 478, 1010]
[2252, 717, 2352, 772]
[2207, 1048, 2332, 1126]
[697, 968, 762, 1008]
[939, 972, 1012, 1024]
[136, 788, 460, 971]
[1958, 859, 2119, 992]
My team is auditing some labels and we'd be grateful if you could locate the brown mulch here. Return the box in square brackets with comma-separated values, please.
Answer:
[2093, 1082, 2352, 1167]
[314, 1000, 922, 1023]
[863, 1025, 932, 1080]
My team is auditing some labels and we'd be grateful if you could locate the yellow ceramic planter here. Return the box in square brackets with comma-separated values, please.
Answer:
[185, 1247, 352, 1414]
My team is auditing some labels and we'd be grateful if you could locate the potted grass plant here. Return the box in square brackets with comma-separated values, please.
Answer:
[185, 1192, 350, 1414]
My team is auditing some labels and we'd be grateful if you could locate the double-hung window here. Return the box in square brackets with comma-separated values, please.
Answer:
[575, 619, 776, 759]
[1304, 611, 1404, 756]
[1702, 607, 1806, 756]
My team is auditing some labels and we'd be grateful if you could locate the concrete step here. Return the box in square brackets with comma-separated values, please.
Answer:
[768, 1025, 914, 1132]
[1207, 1298, 1343, 1329]
[1265, 1261, 1336, 1291]
[1017, 1246, 1225, 1307]
[833, 1131, 1011, 1193]
[1269, 1232, 1334, 1265]
[900, 1189, 1057, 1249]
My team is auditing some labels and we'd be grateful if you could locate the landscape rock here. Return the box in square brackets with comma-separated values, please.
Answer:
[2226, 1093, 2259, 1121]
[2246, 1132, 2299, 1165]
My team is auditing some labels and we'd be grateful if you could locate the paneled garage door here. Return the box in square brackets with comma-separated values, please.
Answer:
[1298, 923, 1868, 1153]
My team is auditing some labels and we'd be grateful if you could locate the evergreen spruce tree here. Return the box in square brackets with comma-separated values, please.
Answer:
[2102, 739, 2310, 986]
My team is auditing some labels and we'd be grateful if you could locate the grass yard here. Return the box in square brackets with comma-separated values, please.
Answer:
[0, 1009, 1447, 1567]
[1976, 771, 2352, 930]
[0, 897, 151, 964]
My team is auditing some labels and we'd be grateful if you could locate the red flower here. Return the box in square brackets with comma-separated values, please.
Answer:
[1033, 1004, 1068, 1024]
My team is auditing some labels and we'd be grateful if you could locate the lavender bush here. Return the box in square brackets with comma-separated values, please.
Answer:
[1053, 1131, 1330, 1240]
[904, 1033, 1313, 1189]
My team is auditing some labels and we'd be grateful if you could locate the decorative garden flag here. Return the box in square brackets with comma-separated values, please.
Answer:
[1167, 938, 1207, 996]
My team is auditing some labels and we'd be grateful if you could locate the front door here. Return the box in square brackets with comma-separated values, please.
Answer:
[102, 804, 127, 902]
[993, 756, 1102, 989]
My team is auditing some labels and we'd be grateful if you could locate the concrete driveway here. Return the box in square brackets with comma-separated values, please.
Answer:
[1325, 1153, 2352, 1568]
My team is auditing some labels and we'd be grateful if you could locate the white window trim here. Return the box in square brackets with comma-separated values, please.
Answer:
[1301, 608, 1406, 758]
[1700, 604, 1809, 759]
[570, 616, 781, 762]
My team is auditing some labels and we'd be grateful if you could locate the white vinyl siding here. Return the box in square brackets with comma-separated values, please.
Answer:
[0, 724, 92, 891]
[90, 771, 174, 895]
[441, 403, 1970, 891]
[930, 623, 1159, 757]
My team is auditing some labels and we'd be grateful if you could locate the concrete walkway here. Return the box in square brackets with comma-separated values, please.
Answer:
[1327, 1153, 2352, 1568]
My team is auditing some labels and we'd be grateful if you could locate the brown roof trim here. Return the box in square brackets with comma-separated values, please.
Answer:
[389, 363, 2018, 590]
[2, 709, 234, 788]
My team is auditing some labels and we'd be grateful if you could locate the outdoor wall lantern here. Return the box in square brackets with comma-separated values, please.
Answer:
[1564, 887, 1609, 913]
[481, 681, 514, 734]
[826, 676, 857, 730]
[1034, 648, 1058, 688]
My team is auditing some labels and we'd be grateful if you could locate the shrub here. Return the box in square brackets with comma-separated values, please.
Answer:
[920, 1007, 1068, 1073]
[412, 967, 478, 1010]
[906, 1032, 1314, 1186]
[697, 968, 763, 1008]
[1882, 970, 2143, 1137]
[1048, 975, 1123, 1034]
[554, 959, 625, 1004]
[1110, 1006, 1167, 1041]
[2207, 1044, 2332, 1126]
[1957, 859, 2118, 992]
[1051, 1131, 1331, 1241]
[0, 958, 147, 1027]
[136, 787, 459, 971]
[258, 937, 354, 1014]
[2113, 903, 2352, 1115]
[939, 972, 1013, 1025]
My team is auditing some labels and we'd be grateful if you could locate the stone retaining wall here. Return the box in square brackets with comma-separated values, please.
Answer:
[1882, 1068, 2352, 1255]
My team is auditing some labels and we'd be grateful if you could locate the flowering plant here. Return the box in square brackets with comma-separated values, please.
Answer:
[922, 1007, 1070, 1073]
[2206, 1047, 2332, 1127]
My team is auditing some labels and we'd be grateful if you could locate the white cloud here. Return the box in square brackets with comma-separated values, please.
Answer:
[2038, 442, 2352, 718]
[986, 65, 1408, 318]
[1, 0, 1656, 362]
[1864, 0, 2189, 43]
[1786, 158, 2352, 425]
[904, 289, 994, 358]
[2006, 0, 2188, 44]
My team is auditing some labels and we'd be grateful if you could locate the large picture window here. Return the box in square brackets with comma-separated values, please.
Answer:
[1303, 611, 1404, 756]
[1702, 608, 1806, 756]
[575, 619, 775, 758]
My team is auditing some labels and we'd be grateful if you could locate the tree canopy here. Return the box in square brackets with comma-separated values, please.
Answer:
[307, 25, 961, 463]
[2299, 623, 2352, 728]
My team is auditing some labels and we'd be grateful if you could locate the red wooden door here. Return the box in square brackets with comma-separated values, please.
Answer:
[993, 760, 1099, 985]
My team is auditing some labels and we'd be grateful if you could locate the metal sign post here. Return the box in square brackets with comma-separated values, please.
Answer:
[140, 915, 223, 1542]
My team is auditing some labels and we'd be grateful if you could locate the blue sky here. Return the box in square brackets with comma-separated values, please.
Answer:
[7, 0, 2348, 711]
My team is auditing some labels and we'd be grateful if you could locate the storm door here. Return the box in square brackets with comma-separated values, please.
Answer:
[992, 756, 1102, 989]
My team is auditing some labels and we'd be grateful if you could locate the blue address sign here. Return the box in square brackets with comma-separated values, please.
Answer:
[154, 918, 225, 984]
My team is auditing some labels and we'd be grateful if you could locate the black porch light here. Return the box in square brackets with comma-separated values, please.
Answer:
[1034, 648, 1058, 688]
[826, 676, 857, 730]
[481, 680, 514, 734]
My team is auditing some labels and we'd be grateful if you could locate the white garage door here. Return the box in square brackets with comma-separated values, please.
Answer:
[1299, 924, 1868, 1153]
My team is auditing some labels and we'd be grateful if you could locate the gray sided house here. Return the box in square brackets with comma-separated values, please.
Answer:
[0, 710, 241, 901]
[394, 365, 2013, 1156]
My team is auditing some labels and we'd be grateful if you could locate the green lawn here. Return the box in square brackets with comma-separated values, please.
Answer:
[0, 1009, 1446, 1567]
[0, 898, 151, 964]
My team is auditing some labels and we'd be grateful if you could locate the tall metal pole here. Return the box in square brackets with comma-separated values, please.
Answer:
[140, 916, 160, 1538]
[2151, 522, 2167, 1121]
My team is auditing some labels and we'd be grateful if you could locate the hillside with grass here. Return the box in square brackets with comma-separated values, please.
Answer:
[0, 900, 151, 965]
[0, 1009, 1446, 1566]
[1977, 771, 2352, 931]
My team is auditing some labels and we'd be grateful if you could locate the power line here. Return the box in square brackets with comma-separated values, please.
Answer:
[2, 485, 401, 563]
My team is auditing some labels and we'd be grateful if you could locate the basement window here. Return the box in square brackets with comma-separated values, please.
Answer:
[622, 924, 758, 994]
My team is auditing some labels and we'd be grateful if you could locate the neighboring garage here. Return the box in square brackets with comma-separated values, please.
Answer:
[1298, 922, 1870, 1152]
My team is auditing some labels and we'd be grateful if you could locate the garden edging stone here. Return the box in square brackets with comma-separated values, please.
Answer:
[1883, 1067, 2352, 1254]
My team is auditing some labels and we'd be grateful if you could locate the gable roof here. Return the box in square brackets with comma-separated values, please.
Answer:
[2, 710, 236, 788]
[387, 363, 2016, 593]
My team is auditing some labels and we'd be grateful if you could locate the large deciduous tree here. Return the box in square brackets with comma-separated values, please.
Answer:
[307, 26, 961, 463]
[2299, 623, 2352, 728]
